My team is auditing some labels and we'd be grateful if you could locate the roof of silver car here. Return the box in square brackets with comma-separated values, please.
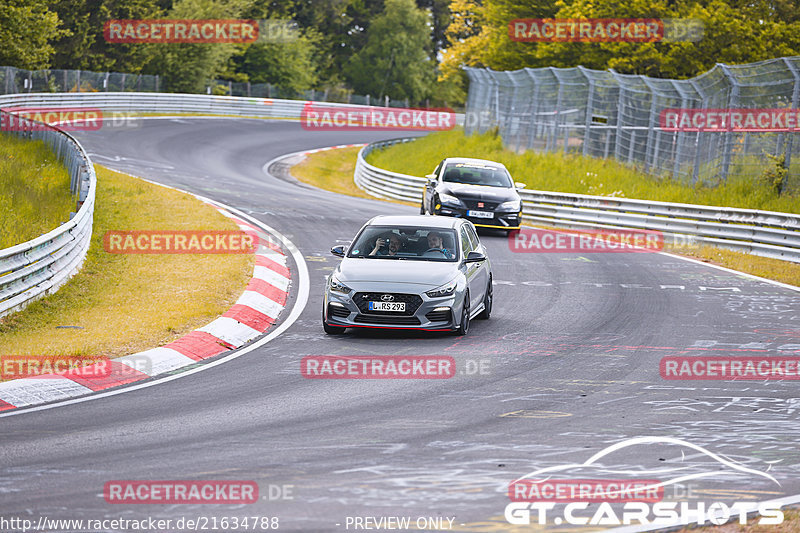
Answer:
[442, 157, 507, 169]
[367, 215, 463, 229]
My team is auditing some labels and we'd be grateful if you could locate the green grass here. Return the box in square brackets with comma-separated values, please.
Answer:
[366, 128, 800, 214]
[0, 133, 75, 249]
[290, 146, 415, 206]
[0, 165, 254, 362]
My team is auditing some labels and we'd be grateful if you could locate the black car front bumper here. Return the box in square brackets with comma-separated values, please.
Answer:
[436, 206, 521, 230]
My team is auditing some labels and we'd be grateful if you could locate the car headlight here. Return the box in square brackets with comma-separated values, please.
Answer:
[438, 193, 462, 207]
[329, 274, 351, 294]
[426, 279, 457, 298]
[498, 199, 522, 211]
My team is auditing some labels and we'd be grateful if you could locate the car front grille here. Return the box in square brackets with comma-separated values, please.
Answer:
[354, 314, 421, 325]
[463, 199, 499, 210]
[352, 292, 423, 316]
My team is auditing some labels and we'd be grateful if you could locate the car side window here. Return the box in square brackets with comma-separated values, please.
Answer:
[466, 224, 480, 250]
[433, 161, 443, 179]
[460, 227, 473, 257]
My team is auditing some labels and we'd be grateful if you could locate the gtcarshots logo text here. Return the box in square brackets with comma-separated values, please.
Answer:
[505, 436, 784, 527]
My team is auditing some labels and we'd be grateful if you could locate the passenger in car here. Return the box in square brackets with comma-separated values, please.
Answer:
[369, 233, 404, 256]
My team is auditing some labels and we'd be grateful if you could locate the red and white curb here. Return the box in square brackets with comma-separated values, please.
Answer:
[0, 206, 292, 413]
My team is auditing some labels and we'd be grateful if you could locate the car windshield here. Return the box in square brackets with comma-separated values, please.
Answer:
[347, 226, 459, 261]
[442, 163, 513, 188]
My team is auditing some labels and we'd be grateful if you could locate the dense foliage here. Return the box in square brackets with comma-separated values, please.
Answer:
[2, 0, 799, 103]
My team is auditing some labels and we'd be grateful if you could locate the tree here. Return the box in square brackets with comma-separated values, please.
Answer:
[146, 0, 252, 93]
[0, 0, 65, 69]
[440, 0, 800, 80]
[234, 24, 320, 92]
[48, 0, 164, 72]
[344, 0, 435, 102]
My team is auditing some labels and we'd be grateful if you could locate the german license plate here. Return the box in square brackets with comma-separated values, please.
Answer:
[467, 210, 494, 219]
[368, 301, 406, 312]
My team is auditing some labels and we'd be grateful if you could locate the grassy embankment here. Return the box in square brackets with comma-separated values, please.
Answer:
[0, 134, 253, 364]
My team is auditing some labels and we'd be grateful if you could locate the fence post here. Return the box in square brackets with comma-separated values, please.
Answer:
[718, 64, 738, 183]
[642, 78, 660, 172]
[579, 66, 594, 157]
[611, 70, 626, 163]
[670, 80, 690, 180]
[689, 79, 707, 183]
[526, 69, 541, 150]
[782, 58, 800, 175]
[548, 68, 564, 152]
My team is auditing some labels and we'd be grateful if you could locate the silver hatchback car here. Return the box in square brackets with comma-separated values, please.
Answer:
[323, 215, 493, 335]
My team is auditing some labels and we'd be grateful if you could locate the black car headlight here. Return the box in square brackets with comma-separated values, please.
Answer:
[426, 279, 457, 298]
[498, 199, 522, 212]
[438, 193, 463, 207]
[329, 274, 351, 294]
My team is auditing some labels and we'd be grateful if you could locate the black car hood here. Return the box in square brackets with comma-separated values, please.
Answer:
[438, 182, 519, 202]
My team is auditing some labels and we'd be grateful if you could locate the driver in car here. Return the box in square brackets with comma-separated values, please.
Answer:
[369, 233, 403, 256]
[424, 231, 452, 258]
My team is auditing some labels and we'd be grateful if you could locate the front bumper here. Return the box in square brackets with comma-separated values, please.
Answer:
[436, 205, 521, 230]
[324, 289, 458, 331]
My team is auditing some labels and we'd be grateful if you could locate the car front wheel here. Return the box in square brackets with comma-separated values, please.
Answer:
[453, 292, 470, 336]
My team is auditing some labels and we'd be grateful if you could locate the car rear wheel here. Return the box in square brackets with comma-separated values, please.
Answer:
[453, 292, 470, 336]
[478, 277, 492, 319]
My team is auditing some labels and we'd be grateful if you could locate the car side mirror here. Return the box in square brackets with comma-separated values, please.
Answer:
[331, 245, 346, 257]
[426, 175, 437, 186]
[515, 182, 526, 189]
[464, 251, 486, 263]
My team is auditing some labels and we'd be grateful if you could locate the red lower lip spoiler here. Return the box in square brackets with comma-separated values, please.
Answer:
[328, 322, 452, 332]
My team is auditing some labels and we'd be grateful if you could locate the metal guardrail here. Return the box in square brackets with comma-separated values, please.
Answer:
[0, 92, 466, 125]
[354, 138, 800, 263]
[0, 111, 96, 318]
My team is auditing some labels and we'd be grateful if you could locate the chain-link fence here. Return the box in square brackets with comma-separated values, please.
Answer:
[465, 57, 800, 189]
[0, 66, 417, 107]
[1, 67, 161, 93]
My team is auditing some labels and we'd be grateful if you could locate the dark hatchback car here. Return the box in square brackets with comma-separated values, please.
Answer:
[421, 157, 525, 233]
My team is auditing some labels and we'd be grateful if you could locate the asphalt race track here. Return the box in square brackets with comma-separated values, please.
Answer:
[2, 118, 799, 532]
